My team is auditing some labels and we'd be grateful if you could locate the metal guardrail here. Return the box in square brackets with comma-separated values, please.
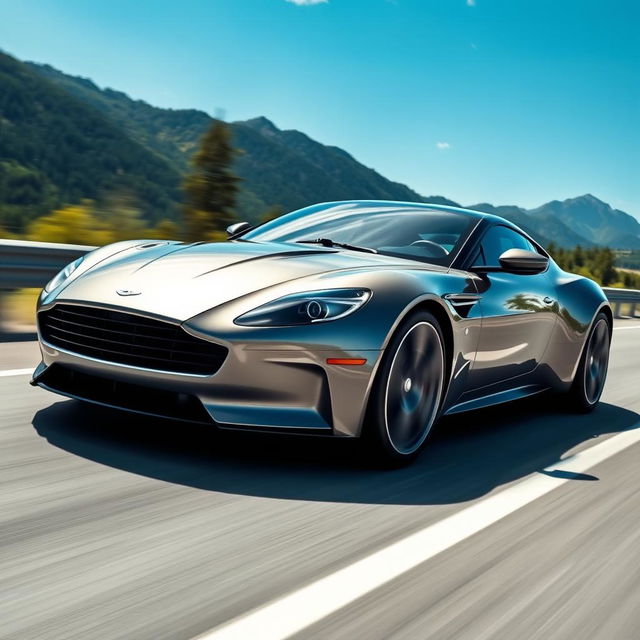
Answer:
[1, 240, 639, 318]
[0, 239, 94, 289]
[602, 287, 640, 318]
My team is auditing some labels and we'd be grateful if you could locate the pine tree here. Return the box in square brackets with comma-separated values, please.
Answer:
[182, 121, 240, 241]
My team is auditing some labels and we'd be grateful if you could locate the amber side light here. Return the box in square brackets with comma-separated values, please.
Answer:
[326, 358, 367, 366]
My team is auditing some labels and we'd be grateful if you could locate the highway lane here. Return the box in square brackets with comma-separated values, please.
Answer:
[1, 322, 639, 639]
[0, 338, 39, 371]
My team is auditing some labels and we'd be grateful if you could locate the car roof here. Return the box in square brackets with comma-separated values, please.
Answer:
[314, 200, 503, 224]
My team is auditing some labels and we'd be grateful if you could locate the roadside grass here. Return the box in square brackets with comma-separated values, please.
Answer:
[4, 289, 39, 327]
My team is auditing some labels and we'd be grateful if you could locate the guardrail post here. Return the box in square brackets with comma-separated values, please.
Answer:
[612, 301, 622, 318]
[631, 302, 637, 318]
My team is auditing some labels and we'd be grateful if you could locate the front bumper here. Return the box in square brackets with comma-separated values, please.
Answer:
[33, 337, 382, 438]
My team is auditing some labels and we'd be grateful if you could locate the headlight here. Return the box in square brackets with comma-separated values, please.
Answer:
[234, 288, 371, 327]
[44, 256, 85, 293]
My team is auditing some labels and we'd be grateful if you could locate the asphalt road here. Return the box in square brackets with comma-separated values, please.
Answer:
[1, 321, 640, 640]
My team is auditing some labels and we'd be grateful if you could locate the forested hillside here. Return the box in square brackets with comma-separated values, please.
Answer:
[0, 52, 182, 232]
[27, 60, 449, 222]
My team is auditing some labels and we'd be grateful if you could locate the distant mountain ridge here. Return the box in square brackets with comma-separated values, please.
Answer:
[527, 195, 640, 249]
[0, 51, 638, 250]
[25, 60, 455, 221]
[469, 196, 640, 250]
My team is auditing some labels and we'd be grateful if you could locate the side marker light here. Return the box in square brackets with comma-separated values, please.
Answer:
[326, 358, 367, 366]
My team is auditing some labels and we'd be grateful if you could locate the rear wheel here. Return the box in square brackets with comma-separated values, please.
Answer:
[566, 313, 611, 412]
[364, 311, 445, 467]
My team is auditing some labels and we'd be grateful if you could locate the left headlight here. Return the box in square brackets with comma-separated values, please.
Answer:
[44, 256, 85, 293]
[234, 288, 371, 327]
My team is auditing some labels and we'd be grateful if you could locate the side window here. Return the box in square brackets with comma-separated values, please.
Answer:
[470, 246, 486, 266]
[479, 225, 535, 266]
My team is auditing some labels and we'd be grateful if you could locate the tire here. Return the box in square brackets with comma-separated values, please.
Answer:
[364, 310, 446, 467]
[566, 312, 611, 412]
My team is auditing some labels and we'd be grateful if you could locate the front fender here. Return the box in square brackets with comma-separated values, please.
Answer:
[185, 268, 477, 352]
[185, 268, 482, 436]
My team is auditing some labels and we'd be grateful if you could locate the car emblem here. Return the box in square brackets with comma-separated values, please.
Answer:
[116, 288, 141, 296]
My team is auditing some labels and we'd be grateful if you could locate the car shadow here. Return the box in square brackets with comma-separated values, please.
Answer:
[32, 398, 639, 506]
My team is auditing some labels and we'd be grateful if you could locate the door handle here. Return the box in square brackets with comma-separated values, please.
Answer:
[543, 296, 555, 305]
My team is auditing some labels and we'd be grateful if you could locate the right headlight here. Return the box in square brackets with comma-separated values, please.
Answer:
[234, 288, 371, 327]
[44, 256, 85, 293]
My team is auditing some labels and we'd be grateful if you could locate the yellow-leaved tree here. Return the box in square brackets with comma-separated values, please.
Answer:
[26, 202, 115, 246]
[24, 199, 182, 245]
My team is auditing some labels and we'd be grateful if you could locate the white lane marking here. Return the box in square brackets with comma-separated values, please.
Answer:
[196, 427, 640, 640]
[613, 325, 640, 331]
[0, 368, 33, 378]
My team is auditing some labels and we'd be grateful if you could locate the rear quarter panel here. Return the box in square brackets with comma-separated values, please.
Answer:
[545, 267, 610, 386]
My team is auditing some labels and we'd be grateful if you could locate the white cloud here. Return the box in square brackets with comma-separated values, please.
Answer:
[466, 0, 476, 6]
[286, 0, 328, 5]
[436, 142, 451, 150]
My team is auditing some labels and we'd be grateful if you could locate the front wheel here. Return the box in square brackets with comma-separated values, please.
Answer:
[364, 311, 446, 467]
[566, 312, 611, 412]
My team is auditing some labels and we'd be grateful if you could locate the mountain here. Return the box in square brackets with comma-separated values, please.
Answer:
[467, 203, 552, 245]
[467, 203, 597, 248]
[469, 197, 640, 250]
[528, 195, 640, 250]
[1, 51, 637, 250]
[236, 116, 459, 213]
[26, 60, 454, 223]
[470, 196, 640, 250]
[0, 52, 183, 232]
[24, 61, 210, 173]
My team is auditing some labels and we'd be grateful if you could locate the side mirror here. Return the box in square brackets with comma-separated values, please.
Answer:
[226, 221, 252, 238]
[498, 248, 549, 274]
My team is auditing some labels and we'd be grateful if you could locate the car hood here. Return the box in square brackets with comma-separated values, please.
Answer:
[55, 240, 447, 321]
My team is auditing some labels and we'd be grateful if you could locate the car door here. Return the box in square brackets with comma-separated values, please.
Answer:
[466, 225, 557, 391]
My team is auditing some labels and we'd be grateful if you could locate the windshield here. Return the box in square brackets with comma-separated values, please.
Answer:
[241, 202, 476, 266]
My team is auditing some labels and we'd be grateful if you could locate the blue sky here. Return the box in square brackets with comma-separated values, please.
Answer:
[1, 0, 638, 216]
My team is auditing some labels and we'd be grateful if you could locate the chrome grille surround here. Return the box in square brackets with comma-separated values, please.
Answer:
[38, 304, 227, 376]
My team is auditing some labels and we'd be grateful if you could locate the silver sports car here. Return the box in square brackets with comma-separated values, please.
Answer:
[33, 201, 612, 465]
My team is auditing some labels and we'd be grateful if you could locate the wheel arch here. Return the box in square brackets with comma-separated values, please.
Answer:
[550, 271, 612, 385]
[407, 299, 454, 386]
[379, 295, 455, 401]
[567, 301, 613, 384]
[600, 303, 613, 333]
[357, 295, 458, 439]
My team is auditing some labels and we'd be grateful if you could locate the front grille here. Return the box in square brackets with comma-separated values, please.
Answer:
[39, 304, 227, 376]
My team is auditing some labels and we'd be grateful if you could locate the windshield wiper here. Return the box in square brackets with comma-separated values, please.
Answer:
[296, 238, 378, 254]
